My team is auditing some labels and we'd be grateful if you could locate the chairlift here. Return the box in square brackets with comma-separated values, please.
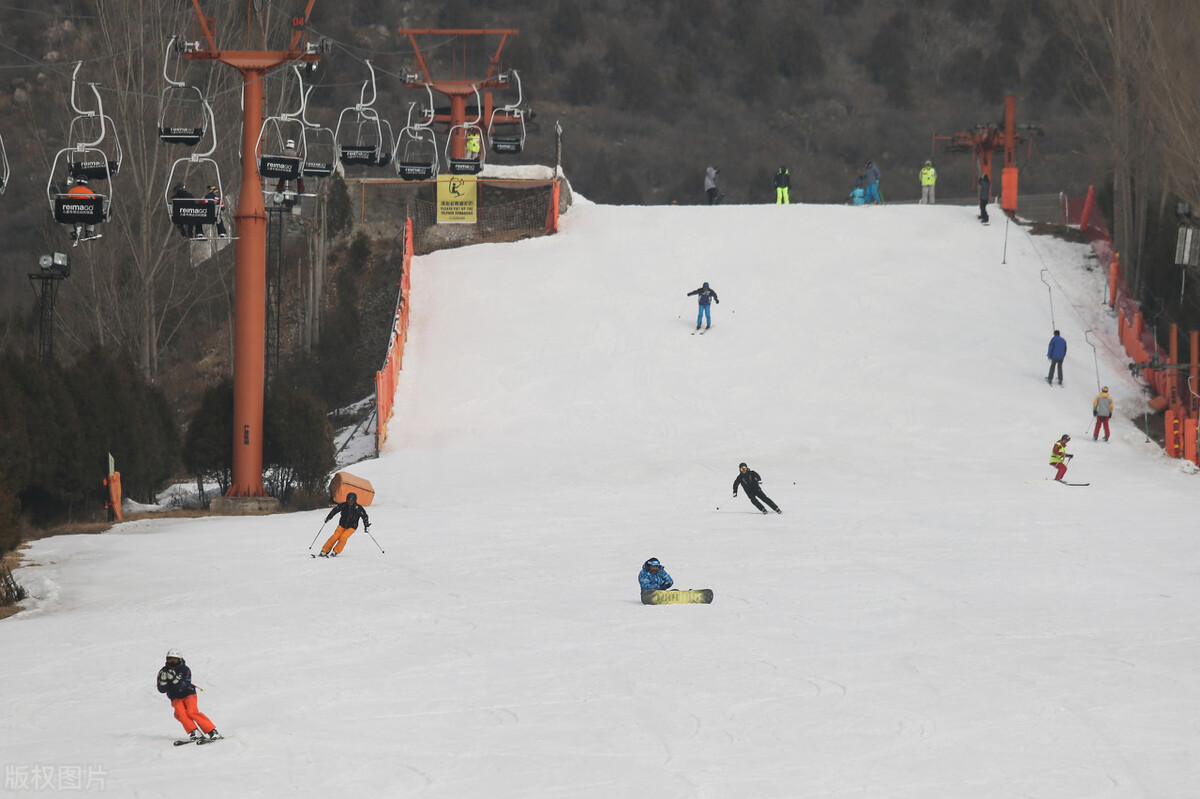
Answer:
[164, 96, 228, 237]
[487, 70, 526, 155]
[335, 60, 394, 168]
[446, 84, 484, 175]
[297, 80, 336, 179]
[63, 64, 123, 181]
[394, 83, 439, 181]
[256, 117, 304, 182]
[0, 132, 9, 195]
[47, 69, 115, 242]
[158, 36, 207, 146]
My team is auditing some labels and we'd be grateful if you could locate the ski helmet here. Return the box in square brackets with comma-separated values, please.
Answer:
[702, 282, 709, 288]
[738, 462, 748, 469]
[165, 648, 182, 660]
[644, 558, 661, 569]
[1061, 434, 1071, 441]
[285, 139, 295, 148]
[75, 174, 88, 185]
[346, 492, 357, 502]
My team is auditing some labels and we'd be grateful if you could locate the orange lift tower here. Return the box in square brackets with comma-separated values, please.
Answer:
[397, 30, 521, 163]
[185, 1, 321, 498]
[932, 95, 1041, 215]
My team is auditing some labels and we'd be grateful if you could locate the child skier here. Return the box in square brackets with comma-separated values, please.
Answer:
[157, 649, 222, 744]
[319, 491, 371, 557]
[732, 462, 782, 514]
[686, 282, 719, 331]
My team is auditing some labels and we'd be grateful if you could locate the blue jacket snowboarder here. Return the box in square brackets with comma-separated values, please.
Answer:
[733, 462, 782, 514]
[687, 282, 719, 331]
[863, 160, 881, 204]
[1046, 330, 1067, 385]
[639, 558, 674, 591]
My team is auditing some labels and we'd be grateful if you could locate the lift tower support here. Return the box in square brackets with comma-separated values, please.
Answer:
[185, 0, 320, 498]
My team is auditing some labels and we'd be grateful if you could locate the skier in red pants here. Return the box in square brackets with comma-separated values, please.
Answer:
[157, 649, 222, 743]
[1050, 435, 1073, 481]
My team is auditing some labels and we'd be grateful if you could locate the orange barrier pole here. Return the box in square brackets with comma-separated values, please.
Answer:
[1107, 258, 1119, 307]
[1079, 185, 1095, 231]
[1191, 331, 1199, 417]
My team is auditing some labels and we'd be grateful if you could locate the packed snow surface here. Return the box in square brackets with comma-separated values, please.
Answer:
[5, 199, 1200, 798]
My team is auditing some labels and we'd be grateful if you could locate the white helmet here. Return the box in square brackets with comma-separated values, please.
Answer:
[165, 648, 183, 659]
[285, 139, 295, 148]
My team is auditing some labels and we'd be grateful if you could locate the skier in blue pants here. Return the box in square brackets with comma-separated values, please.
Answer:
[687, 282, 719, 331]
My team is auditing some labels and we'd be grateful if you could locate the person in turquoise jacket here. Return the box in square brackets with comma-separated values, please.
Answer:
[849, 177, 866, 206]
[639, 558, 673, 591]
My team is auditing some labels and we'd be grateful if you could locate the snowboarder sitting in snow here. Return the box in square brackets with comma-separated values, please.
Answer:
[639, 558, 673, 591]
[733, 462, 782, 514]
[157, 649, 222, 743]
[319, 491, 370, 557]
[1050, 434, 1073, 481]
[687, 281, 719, 331]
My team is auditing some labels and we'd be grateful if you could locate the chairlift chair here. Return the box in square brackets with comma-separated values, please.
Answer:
[48, 147, 111, 240]
[164, 96, 228, 237]
[335, 60, 394, 169]
[158, 37, 207, 146]
[256, 116, 304, 182]
[487, 70, 526, 155]
[64, 66, 122, 180]
[446, 84, 485, 175]
[395, 85, 439, 181]
[0, 132, 9, 195]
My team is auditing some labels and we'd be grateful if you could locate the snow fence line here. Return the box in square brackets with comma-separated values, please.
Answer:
[1067, 186, 1200, 461]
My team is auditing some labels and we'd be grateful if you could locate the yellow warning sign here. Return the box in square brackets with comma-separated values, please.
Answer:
[436, 174, 478, 223]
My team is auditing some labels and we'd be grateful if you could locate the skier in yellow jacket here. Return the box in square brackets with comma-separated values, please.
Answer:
[919, 160, 937, 204]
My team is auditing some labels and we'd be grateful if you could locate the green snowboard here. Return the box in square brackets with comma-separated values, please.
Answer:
[641, 588, 714, 605]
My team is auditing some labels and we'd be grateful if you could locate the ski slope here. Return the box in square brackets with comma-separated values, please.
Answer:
[5, 199, 1200, 798]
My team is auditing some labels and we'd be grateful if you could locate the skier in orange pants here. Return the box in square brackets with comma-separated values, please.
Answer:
[319, 492, 371, 557]
[157, 649, 222, 744]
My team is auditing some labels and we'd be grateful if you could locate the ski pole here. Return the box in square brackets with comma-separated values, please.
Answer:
[362, 526, 385, 554]
[308, 521, 327, 550]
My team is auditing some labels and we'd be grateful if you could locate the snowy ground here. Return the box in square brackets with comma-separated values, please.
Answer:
[5, 199, 1200, 798]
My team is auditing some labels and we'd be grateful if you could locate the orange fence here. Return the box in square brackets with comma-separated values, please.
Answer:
[1066, 188, 1200, 462]
[374, 218, 414, 453]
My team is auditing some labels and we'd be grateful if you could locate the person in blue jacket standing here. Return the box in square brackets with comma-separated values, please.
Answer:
[639, 558, 673, 591]
[1046, 330, 1067, 385]
[863, 159, 881, 204]
[687, 282, 719, 331]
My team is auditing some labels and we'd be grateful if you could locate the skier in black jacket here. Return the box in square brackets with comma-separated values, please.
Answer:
[157, 649, 222, 743]
[687, 282, 719, 331]
[319, 492, 371, 557]
[732, 462, 782, 514]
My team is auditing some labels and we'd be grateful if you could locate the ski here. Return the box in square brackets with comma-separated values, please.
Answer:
[196, 735, 223, 745]
[173, 739, 196, 746]
[1055, 480, 1090, 486]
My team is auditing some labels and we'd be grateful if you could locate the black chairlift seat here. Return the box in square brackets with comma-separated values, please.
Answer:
[447, 158, 483, 176]
[340, 145, 377, 166]
[159, 126, 204, 146]
[490, 136, 522, 155]
[69, 158, 119, 181]
[53, 193, 107, 225]
[302, 159, 335, 178]
[397, 161, 435, 181]
[169, 197, 218, 226]
[258, 154, 301, 180]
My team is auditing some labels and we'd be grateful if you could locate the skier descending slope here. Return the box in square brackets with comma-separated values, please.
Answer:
[732, 462, 782, 514]
[686, 282, 719, 332]
[157, 649, 223, 745]
[319, 492, 371, 557]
